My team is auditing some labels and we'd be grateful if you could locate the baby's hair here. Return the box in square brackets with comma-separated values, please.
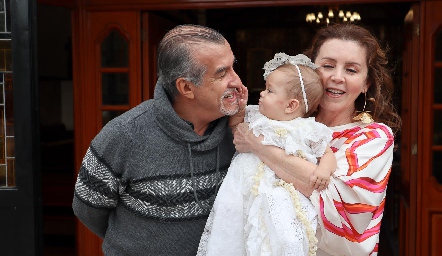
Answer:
[277, 64, 323, 117]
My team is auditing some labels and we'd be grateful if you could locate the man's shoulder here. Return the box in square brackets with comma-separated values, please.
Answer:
[111, 100, 155, 126]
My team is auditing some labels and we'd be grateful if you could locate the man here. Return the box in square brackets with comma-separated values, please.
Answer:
[73, 24, 246, 255]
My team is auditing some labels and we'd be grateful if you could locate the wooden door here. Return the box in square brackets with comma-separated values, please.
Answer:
[73, 11, 141, 256]
[419, 1, 442, 255]
[398, 4, 420, 256]
[73, 10, 177, 255]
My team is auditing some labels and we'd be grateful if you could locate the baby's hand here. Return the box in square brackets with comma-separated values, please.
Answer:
[237, 84, 248, 111]
[309, 166, 331, 191]
[229, 84, 248, 131]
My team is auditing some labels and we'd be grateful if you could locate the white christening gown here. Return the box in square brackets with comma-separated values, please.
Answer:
[197, 105, 333, 256]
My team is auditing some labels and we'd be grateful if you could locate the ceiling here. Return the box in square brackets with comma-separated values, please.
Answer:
[153, 2, 412, 29]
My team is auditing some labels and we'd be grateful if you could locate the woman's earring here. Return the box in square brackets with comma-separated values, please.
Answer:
[353, 92, 374, 124]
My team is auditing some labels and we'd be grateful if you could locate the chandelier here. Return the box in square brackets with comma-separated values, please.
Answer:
[306, 7, 361, 25]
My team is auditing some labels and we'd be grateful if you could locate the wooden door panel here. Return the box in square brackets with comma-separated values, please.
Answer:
[432, 214, 442, 255]
[74, 10, 179, 256]
[421, 1, 442, 255]
[398, 3, 420, 256]
[74, 11, 140, 256]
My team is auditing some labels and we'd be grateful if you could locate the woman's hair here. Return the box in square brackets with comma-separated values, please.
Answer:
[157, 24, 226, 100]
[304, 23, 401, 133]
[277, 64, 323, 117]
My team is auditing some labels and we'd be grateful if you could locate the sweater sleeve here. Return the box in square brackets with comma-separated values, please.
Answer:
[72, 195, 110, 238]
[310, 123, 394, 255]
[72, 120, 130, 238]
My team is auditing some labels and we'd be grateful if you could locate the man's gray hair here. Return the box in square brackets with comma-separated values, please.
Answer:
[157, 24, 226, 100]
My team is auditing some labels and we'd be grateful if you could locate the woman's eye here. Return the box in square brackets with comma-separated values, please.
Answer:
[322, 64, 334, 69]
[267, 89, 272, 93]
[346, 68, 357, 74]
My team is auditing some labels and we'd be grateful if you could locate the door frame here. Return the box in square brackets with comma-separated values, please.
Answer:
[398, 3, 421, 256]
[419, 1, 442, 255]
[0, 0, 42, 255]
[72, 1, 421, 255]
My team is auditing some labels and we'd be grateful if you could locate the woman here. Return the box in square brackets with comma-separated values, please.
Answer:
[233, 24, 401, 255]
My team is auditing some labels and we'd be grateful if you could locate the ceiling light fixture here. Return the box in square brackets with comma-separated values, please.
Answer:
[306, 6, 361, 25]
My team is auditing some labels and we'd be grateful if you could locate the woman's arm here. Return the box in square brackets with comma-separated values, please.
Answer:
[313, 123, 394, 255]
[233, 122, 317, 196]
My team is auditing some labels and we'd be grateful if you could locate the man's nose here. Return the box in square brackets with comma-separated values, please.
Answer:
[229, 71, 242, 88]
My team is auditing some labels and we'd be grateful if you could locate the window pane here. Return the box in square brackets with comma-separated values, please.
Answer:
[6, 136, 14, 157]
[433, 151, 442, 184]
[0, 165, 5, 186]
[0, 73, 15, 188]
[101, 30, 128, 68]
[436, 30, 442, 61]
[0, 41, 11, 72]
[6, 158, 14, 186]
[434, 110, 442, 145]
[0, 1, 15, 189]
[435, 68, 442, 104]
[102, 110, 126, 127]
[0, 0, 5, 32]
[102, 72, 129, 105]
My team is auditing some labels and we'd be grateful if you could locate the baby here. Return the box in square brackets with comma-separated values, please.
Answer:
[198, 53, 336, 256]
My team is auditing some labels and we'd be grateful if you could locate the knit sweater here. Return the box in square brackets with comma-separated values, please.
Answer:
[72, 82, 236, 256]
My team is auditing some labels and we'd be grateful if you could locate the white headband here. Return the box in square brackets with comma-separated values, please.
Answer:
[263, 53, 318, 114]
[294, 64, 309, 113]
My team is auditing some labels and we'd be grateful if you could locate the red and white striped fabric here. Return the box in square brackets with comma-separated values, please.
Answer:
[310, 122, 394, 256]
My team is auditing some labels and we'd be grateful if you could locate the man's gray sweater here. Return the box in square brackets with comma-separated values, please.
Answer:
[73, 83, 235, 255]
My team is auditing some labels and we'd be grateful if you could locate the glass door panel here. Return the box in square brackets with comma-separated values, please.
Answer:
[435, 67, 442, 104]
[436, 31, 442, 61]
[433, 151, 442, 183]
[101, 30, 128, 67]
[99, 29, 131, 127]
[102, 72, 129, 105]
[433, 30, 442, 185]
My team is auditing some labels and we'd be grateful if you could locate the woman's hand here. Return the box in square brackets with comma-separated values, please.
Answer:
[233, 123, 262, 153]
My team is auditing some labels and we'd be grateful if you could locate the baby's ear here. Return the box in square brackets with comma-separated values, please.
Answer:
[285, 99, 299, 113]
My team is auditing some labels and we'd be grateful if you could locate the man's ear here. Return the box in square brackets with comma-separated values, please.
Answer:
[176, 78, 194, 99]
[285, 99, 299, 113]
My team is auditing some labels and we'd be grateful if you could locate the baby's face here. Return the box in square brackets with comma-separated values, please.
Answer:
[259, 69, 293, 121]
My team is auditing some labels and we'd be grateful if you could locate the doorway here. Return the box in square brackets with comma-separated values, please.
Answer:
[148, 5, 410, 253]
[37, 3, 76, 256]
[149, 4, 410, 255]
[37, 2, 412, 255]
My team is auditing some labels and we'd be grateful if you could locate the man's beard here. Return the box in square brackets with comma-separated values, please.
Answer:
[220, 88, 239, 116]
